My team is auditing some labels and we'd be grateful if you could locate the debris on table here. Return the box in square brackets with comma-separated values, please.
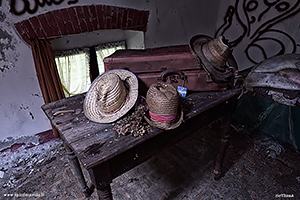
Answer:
[113, 103, 152, 137]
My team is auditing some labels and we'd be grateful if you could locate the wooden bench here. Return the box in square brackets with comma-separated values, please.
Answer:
[42, 88, 242, 199]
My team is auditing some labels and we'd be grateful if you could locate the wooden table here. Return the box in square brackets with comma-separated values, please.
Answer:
[42, 88, 242, 199]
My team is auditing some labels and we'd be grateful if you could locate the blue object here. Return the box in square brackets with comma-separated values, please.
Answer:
[177, 86, 187, 97]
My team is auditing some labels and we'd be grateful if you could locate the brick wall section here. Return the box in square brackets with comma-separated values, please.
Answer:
[14, 4, 150, 45]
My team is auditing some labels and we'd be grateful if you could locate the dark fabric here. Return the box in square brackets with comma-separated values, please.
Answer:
[233, 95, 300, 150]
[30, 39, 65, 137]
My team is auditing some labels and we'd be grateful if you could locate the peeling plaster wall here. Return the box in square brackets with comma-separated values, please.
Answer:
[0, 0, 220, 141]
[0, 11, 18, 73]
[0, 5, 50, 140]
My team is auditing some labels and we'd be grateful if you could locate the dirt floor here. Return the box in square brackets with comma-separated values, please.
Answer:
[1, 120, 300, 200]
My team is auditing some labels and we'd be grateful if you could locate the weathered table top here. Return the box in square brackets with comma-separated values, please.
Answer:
[42, 88, 242, 170]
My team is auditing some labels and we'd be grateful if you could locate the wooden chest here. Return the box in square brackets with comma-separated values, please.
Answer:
[103, 45, 228, 95]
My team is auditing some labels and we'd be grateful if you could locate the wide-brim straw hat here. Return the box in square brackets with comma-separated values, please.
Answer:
[189, 34, 237, 83]
[144, 83, 183, 130]
[84, 69, 138, 123]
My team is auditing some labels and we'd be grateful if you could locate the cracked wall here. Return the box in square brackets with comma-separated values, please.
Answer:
[0, 3, 51, 140]
[0, 10, 19, 73]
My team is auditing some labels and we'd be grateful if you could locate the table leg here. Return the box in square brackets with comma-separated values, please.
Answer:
[89, 162, 113, 200]
[96, 184, 113, 200]
[214, 114, 231, 180]
[63, 142, 93, 197]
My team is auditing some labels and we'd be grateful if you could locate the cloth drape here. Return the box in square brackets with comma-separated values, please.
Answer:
[30, 39, 65, 137]
[95, 41, 126, 74]
[54, 48, 91, 97]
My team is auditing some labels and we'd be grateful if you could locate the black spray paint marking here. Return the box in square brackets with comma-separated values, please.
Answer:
[215, 0, 300, 64]
[10, 0, 78, 16]
[31, 93, 41, 97]
[19, 104, 29, 111]
[29, 111, 34, 119]
[19, 104, 35, 120]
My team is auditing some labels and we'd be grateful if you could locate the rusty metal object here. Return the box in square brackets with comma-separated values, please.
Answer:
[244, 54, 300, 91]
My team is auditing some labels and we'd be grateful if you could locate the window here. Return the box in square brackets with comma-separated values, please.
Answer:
[54, 41, 126, 97]
[55, 48, 90, 97]
[95, 41, 126, 74]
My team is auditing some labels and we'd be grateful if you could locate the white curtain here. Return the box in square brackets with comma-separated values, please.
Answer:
[95, 41, 126, 74]
[55, 48, 90, 97]
[54, 41, 126, 97]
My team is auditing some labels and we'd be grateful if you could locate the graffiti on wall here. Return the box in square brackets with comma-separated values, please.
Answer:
[10, 0, 78, 16]
[216, 0, 300, 64]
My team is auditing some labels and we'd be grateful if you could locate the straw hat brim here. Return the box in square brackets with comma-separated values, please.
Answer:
[144, 107, 184, 130]
[83, 69, 138, 123]
[189, 34, 237, 84]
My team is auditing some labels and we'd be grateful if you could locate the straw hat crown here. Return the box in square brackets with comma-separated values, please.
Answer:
[189, 34, 237, 84]
[146, 83, 179, 116]
[202, 36, 232, 71]
[84, 69, 138, 123]
[96, 73, 127, 114]
[144, 83, 183, 130]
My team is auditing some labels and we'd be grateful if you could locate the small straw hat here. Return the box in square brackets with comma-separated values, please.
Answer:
[144, 83, 183, 130]
[84, 69, 138, 123]
[189, 34, 237, 83]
